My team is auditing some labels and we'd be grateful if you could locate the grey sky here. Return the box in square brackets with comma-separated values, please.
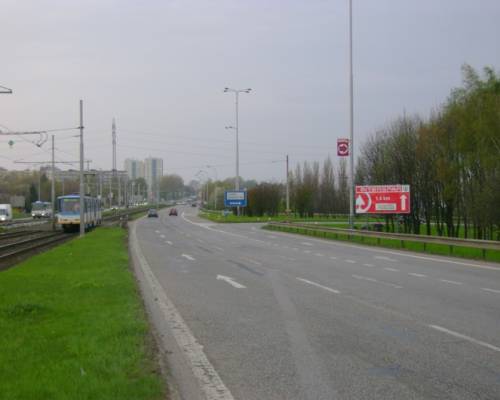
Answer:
[1, 0, 499, 183]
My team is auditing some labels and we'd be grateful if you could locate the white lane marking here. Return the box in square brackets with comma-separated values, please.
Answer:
[315, 253, 324, 257]
[429, 325, 500, 353]
[304, 250, 312, 254]
[345, 259, 356, 264]
[155, 230, 160, 234]
[330, 256, 338, 260]
[268, 228, 500, 271]
[217, 275, 246, 289]
[352, 274, 402, 289]
[166, 241, 173, 245]
[131, 225, 235, 399]
[301, 242, 314, 246]
[384, 267, 400, 272]
[278, 255, 296, 262]
[440, 279, 463, 285]
[409, 273, 427, 278]
[213, 246, 225, 252]
[363, 263, 375, 267]
[352, 274, 376, 282]
[160, 234, 166, 239]
[243, 258, 263, 266]
[482, 287, 500, 294]
[375, 255, 397, 262]
[181, 254, 196, 261]
[181, 212, 267, 244]
[296, 278, 340, 294]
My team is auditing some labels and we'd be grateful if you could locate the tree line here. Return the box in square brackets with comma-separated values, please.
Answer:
[202, 65, 499, 239]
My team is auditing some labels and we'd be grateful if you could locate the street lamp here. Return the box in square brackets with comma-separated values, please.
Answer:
[348, 0, 354, 229]
[223, 87, 251, 216]
[0, 85, 12, 94]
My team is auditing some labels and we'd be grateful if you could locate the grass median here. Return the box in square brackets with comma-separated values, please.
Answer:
[0, 227, 165, 400]
[264, 224, 500, 263]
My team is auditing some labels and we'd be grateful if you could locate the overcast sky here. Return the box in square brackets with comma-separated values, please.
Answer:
[1, 0, 499, 183]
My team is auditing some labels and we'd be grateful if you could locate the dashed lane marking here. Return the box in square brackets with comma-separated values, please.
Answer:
[409, 273, 427, 278]
[296, 278, 340, 294]
[181, 254, 196, 261]
[481, 287, 500, 294]
[440, 279, 463, 285]
[429, 325, 500, 353]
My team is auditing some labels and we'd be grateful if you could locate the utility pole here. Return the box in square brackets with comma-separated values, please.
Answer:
[79, 99, 85, 237]
[112, 118, 117, 173]
[348, 0, 355, 229]
[118, 174, 121, 208]
[286, 154, 290, 214]
[51, 135, 56, 230]
[38, 166, 41, 201]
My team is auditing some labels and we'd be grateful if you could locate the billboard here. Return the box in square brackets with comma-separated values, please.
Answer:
[224, 190, 247, 207]
[355, 185, 410, 214]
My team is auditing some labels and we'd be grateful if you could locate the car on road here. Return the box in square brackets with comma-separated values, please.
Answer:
[191, 203, 197, 207]
[169, 208, 178, 216]
[147, 208, 158, 218]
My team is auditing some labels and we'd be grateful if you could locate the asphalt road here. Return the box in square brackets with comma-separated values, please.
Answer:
[132, 206, 500, 400]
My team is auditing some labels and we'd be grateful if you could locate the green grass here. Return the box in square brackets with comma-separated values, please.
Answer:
[0, 227, 165, 400]
[264, 224, 500, 263]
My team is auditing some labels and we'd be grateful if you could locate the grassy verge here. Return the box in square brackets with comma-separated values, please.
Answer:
[0, 227, 165, 400]
[264, 224, 500, 263]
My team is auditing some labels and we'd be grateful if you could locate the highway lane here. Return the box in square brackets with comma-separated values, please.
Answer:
[132, 206, 500, 400]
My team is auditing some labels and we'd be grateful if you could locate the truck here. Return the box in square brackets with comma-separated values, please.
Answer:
[0, 204, 13, 222]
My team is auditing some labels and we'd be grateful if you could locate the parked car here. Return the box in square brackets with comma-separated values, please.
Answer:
[147, 208, 158, 218]
[169, 208, 178, 216]
[191, 203, 197, 207]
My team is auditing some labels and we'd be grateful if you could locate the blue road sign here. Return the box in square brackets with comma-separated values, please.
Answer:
[224, 190, 247, 207]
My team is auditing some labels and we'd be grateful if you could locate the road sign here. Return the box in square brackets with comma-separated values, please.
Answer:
[224, 190, 247, 207]
[355, 185, 410, 214]
[337, 138, 349, 156]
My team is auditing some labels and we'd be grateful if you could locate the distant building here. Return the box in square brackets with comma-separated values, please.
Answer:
[124, 159, 145, 180]
[144, 157, 163, 202]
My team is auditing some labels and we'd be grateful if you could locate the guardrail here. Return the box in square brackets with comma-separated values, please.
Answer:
[267, 222, 500, 259]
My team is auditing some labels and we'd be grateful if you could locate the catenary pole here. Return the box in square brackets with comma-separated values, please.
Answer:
[79, 100, 85, 237]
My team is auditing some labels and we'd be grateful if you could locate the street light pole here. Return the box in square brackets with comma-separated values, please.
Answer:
[224, 87, 251, 216]
[79, 99, 85, 237]
[348, 0, 355, 229]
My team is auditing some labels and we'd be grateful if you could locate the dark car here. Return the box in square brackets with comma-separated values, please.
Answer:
[147, 208, 158, 218]
[169, 208, 178, 216]
[191, 203, 197, 207]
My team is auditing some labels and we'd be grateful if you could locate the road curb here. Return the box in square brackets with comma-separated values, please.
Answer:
[129, 218, 235, 400]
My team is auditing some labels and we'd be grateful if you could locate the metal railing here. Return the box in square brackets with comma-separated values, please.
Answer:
[267, 222, 500, 259]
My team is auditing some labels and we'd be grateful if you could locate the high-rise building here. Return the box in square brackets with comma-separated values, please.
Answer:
[124, 159, 145, 180]
[144, 157, 163, 202]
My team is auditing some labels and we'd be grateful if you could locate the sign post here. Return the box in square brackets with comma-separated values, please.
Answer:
[355, 185, 410, 214]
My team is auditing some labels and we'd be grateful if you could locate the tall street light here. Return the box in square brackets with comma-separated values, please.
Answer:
[0, 85, 13, 94]
[223, 87, 251, 216]
[348, 0, 355, 229]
